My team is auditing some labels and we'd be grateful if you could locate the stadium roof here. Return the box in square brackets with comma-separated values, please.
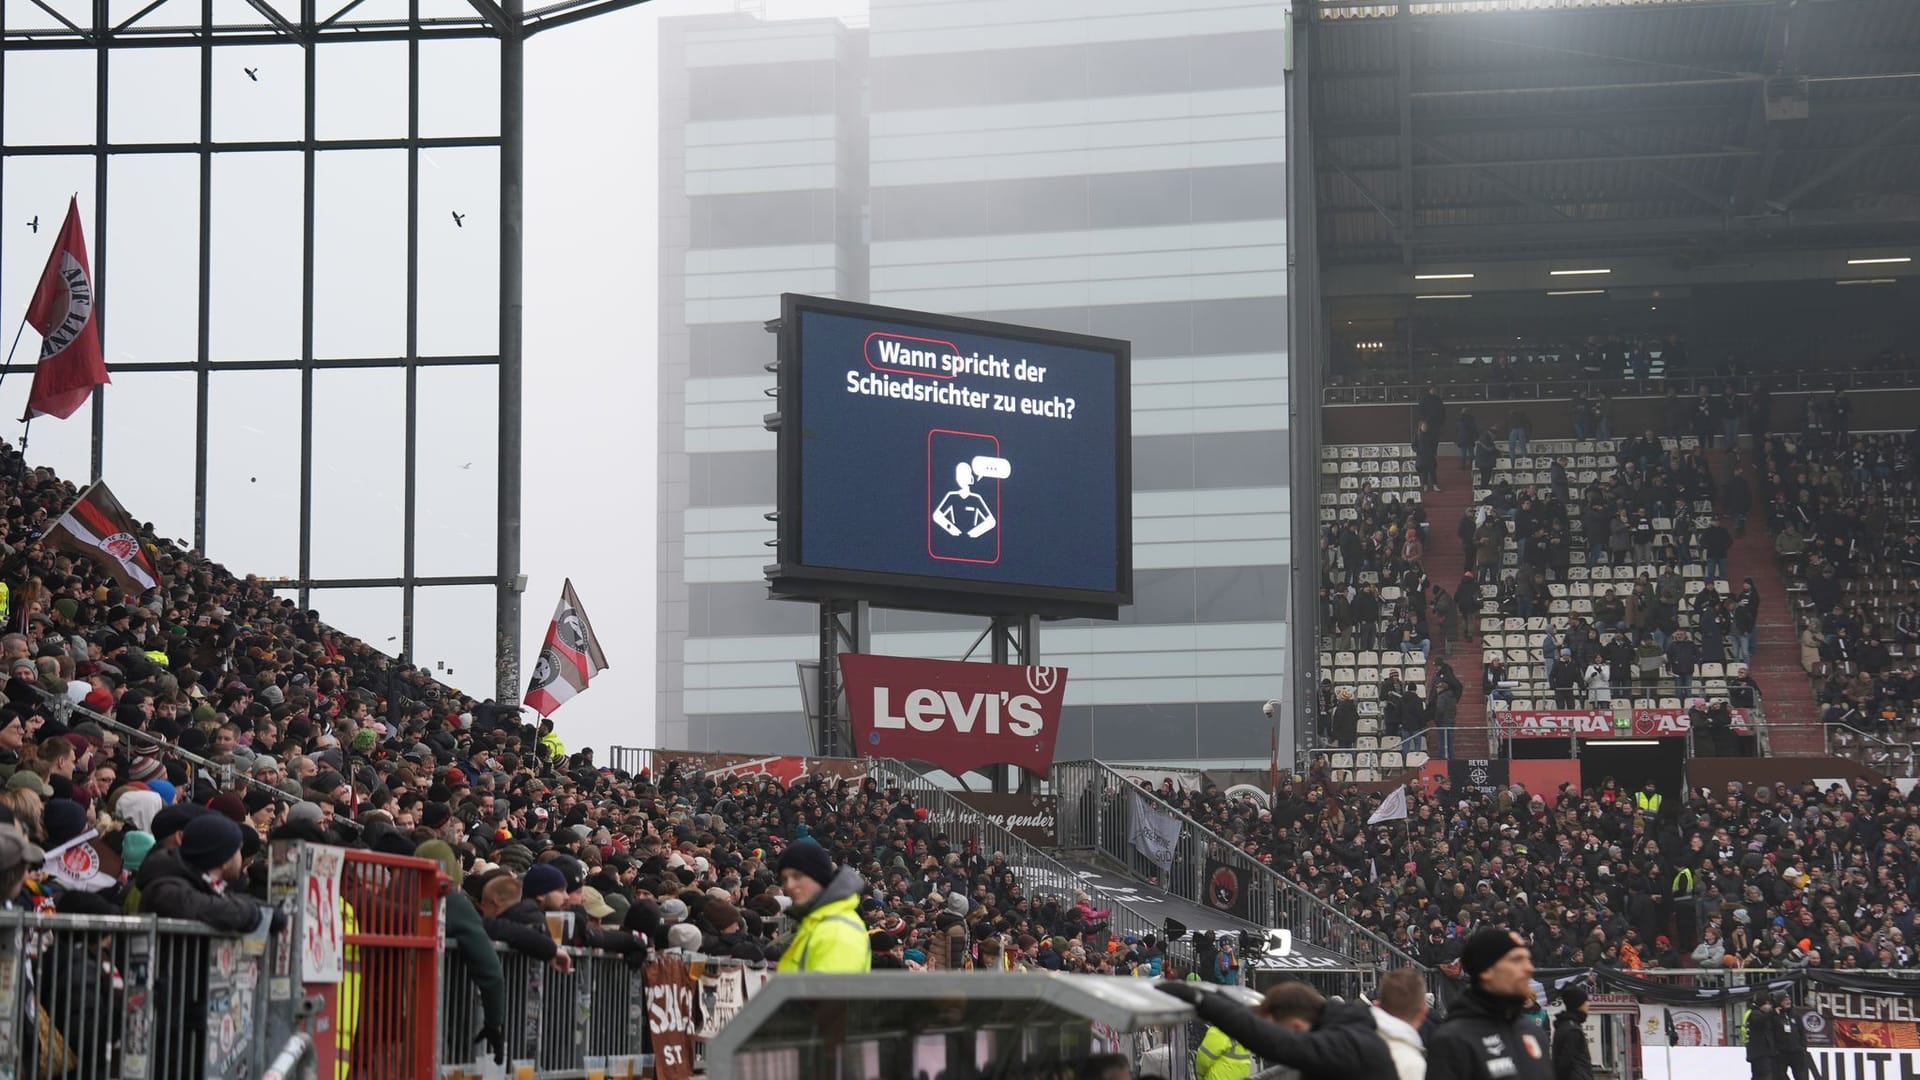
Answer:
[1307, 0, 1920, 267]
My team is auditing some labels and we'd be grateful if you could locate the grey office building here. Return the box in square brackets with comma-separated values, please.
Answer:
[657, 0, 1295, 760]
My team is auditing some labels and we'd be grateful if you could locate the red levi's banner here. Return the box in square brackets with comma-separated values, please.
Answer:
[1494, 708, 1753, 739]
[839, 653, 1067, 774]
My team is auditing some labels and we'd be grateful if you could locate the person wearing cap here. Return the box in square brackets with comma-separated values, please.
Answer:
[1158, 978, 1393, 1080]
[1776, 994, 1810, 1080]
[136, 814, 268, 931]
[417, 839, 507, 1066]
[772, 840, 868, 973]
[1426, 927, 1552, 1080]
[926, 891, 971, 971]
[0, 822, 45, 904]
[1552, 987, 1591, 1080]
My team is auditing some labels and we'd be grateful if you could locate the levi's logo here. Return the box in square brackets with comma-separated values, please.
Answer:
[872, 688, 1044, 737]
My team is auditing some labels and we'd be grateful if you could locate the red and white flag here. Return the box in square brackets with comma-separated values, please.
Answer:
[46, 481, 158, 595]
[525, 579, 609, 717]
[23, 197, 110, 421]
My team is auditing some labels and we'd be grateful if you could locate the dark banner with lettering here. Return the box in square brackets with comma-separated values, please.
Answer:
[1202, 857, 1254, 922]
[1454, 759, 1508, 799]
[950, 792, 1059, 846]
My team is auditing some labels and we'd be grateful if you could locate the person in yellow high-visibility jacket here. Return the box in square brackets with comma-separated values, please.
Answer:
[773, 842, 870, 973]
[334, 898, 360, 1080]
[1195, 1024, 1253, 1080]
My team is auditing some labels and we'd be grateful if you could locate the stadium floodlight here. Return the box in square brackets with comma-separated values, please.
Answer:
[1836, 279, 1897, 286]
[1412, 272, 1475, 280]
[1548, 290, 1607, 297]
[1845, 257, 1910, 265]
[1549, 268, 1612, 276]
[1414, 294, 1473, 300]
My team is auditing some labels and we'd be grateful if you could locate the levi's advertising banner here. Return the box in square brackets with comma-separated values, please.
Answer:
[839, 653, 1067, 774]
[1493, 708, 1753, 738]
[794, 303, 1123, 596]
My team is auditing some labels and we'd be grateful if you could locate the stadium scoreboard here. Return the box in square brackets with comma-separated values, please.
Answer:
[768, 294, 1132, 619]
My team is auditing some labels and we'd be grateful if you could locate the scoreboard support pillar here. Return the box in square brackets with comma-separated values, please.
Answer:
[815, 600, 870, 759]
[988, 615, 1041, 793]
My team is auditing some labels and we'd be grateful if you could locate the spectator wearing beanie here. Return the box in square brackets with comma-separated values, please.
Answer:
[135, 814, 267, 932]
[772, 840, 868, 973]
[477, 868, 572, 974]
[1554, 987, 1593, 1080]
[926, 891, 970, 971]
[417, 839, 507, 1065]
[1426, 928, 1552, 1080]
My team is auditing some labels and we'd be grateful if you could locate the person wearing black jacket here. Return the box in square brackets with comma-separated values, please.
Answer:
[1744, 997, 1781, 1080]
[1428, 928, 1553, 1080]
[1157, 979, 1395, 1080]
[1551, 988, 1592, 1080]
[1776, 995, 1811, 1080]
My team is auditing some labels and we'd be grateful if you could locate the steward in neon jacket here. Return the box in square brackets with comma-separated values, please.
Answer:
[773, 841, 871, 973]
[1193, 1025, 1253, 1080]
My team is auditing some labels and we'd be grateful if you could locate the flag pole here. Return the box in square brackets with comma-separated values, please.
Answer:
[0, 314, 31, 396]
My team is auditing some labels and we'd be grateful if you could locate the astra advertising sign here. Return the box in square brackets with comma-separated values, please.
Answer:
[1493, 709, 1752, 739]
[839, 653, 1067, 774]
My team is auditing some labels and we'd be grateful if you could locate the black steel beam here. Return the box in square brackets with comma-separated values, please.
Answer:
[1, 21, 498, 48]
[1773, 113, 1920, 210]
[1395, 0, 1414, 267]
[403, 0, 421, 663]
[298, 0, 315, 609]
[1579, 126, 1730, 213]
[1415, 137, 1572, 219]
[105, 355, 495, 372]
[194, 0, 212, 552]
[2, 135, 501, 155]
[89, 0, 107, 482]
[496, 0, 524, 704]
[276, 575, 496, 589]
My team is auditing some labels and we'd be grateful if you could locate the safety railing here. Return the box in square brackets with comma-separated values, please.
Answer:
[861, 757, 1172, 950]
[1322, 366, 1920, 405]
[440, 945, 647, 1077]
[0, 910, 272, 1080]
[1824, 720, 1919, 776]
[1050, 760, 1428, 989]
[606, 745, 653, 777]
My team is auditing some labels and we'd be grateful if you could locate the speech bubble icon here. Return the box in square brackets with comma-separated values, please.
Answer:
[970, 455, 1012, 481]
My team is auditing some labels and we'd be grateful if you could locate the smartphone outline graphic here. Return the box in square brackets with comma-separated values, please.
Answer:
[926, 429, 1002, 566]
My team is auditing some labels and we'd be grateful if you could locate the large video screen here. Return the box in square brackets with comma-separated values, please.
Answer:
[770, 295, 1132, 618]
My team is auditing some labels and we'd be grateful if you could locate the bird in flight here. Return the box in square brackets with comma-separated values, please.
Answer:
[26, 216, 37, 234]
[460, 462, 473, 470]
[451, 210, 465, 228]
[244, 66, 258, 81]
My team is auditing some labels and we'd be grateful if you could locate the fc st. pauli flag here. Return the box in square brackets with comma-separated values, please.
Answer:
[525, 579, 609, 716]
[46, 481, 158, 595]
[23, 196, 110, 421]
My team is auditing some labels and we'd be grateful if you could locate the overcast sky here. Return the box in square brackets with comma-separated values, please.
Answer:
[0, 0, 862, 757]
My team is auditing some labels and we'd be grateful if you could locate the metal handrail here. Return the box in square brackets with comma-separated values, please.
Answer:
[1323, 367, 1920, 405]
[259, 1032, 316, 1080]
[860, 758, 1172, 950]
[1051, 759, 1428, 982]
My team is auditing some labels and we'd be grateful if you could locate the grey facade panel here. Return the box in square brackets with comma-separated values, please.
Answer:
[874, 167, 1284, 243]
[969, 298, 1287, 361]
[689, 321, 779, 379]
[871, 31, 1288, 112]
[689, 59, 847, 122]
[689, 451, 779, 507]
[690, 189, 844, 249]
[1055, 701, 1277, 761]
[684, 713, 817, 754]
[1131, 430, 1289, 492]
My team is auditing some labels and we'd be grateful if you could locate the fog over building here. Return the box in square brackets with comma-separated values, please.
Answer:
[657, 0, 1293, 759]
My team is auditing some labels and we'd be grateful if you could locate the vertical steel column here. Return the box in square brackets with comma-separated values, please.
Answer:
[1286, 6, 1325, 774]
[402, 0, 421, 661]
[496, 0, 525, 703]
[194, 0, 213, 551]
[298, 0, 317, 608]
[90, 0, 108, 481]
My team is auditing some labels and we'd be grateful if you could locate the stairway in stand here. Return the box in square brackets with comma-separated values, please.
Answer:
[1714, 448, 1823, 755]
[1424, 455, 1485, 758]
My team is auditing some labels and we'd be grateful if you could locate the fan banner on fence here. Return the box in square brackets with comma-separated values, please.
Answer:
[950, 792, 1058, 846]
[1800, 985, 1920, 1049]
[1492, 708, 1752, 738]
[652, 750, 866, 787]
[524, 579, 610, 718]
[1127, 790, 1182, 873]
[1638, 1004, 1724, 1047]
[45, 481, 159, 595]
[23, 196, 109, 421]
[1202, 857, 1253, 921]
[839, 653, 1067, 774]
[645, 952, 697, 1080]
